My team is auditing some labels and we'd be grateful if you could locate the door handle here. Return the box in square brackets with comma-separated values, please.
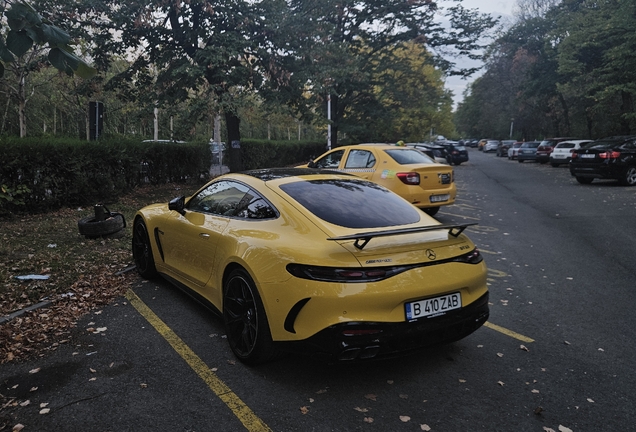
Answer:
[199, 233, 210, 239]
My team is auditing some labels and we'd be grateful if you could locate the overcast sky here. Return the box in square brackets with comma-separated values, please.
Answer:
[443, 0, 516, 108]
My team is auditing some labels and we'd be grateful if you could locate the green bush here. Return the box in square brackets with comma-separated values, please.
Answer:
[236, 139, 326, 171]
[0, 137, 326, 215]
[0, 137, 210, 214]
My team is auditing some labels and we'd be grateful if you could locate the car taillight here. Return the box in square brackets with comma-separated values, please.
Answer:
[397, 172, 420, 185]
[599, 151, 620, 159]
[453, 248, 483, 264]
[287, 249, 483, 283]
[286, 264, 409, 282]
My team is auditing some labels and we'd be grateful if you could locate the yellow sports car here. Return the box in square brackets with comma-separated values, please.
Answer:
[301, 144, 456, 216]
[132, 168, 489, 364]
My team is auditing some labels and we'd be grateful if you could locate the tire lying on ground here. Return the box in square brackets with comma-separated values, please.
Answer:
[78, 213, 126, 238]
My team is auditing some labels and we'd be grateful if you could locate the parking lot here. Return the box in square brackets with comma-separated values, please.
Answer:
[2, 149, 635, 431]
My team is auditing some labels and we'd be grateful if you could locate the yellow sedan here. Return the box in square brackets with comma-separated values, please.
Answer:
[301, 144, 456, 216]
[132, 169, 488, 364]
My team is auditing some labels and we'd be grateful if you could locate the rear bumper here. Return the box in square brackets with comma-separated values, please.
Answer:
[570, 163, 619, 179]
[518, 154, 537, 161]
[279, 291, 489, 362]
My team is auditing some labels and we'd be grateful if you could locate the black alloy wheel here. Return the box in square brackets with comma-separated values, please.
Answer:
[620, 166, 636, 186]
[132, 218, 158, 279]
[223, 269, 275, 365]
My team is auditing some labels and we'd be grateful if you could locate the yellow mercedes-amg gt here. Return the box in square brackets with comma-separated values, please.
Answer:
[132, 168, 489, 365]
[301, 144, 456, 216]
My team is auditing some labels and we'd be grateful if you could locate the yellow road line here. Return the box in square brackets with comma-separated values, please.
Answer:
[484, 321, 535, 343]
[126, 289, 272, 432]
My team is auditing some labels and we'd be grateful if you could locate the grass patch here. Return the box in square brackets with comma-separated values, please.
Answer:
[0, 181, 204, 363]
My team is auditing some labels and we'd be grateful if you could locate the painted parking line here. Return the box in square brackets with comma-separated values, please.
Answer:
[484, 321, 535, 343]
[126, 289, 272, 432]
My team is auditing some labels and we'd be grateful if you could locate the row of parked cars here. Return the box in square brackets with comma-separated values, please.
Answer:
[478, 136, 636, 186]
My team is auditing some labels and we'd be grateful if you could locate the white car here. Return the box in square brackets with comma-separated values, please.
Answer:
[549, 140, 593, 166]
[484, 140, 499, 152]
[507, 142, 523, 160]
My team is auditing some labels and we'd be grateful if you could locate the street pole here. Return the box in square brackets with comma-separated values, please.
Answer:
[327, 94, 332, 150]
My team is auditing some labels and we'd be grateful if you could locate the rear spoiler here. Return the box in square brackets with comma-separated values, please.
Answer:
[327, 223, 477, 250]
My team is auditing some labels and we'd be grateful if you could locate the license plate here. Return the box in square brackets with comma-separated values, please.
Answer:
[580, 154, 595, 158]
[405, 292, 461, 320]
[553, 154, 566, 159]
[430, 194, 450, 203]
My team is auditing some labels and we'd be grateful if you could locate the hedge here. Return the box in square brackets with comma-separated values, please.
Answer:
[0, 137, 327, 215]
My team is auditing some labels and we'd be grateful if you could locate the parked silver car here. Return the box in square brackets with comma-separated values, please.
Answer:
[484, 140, 500, 152]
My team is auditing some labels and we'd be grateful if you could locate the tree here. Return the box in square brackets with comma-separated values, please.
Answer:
[0, 1, 95, 79]
[266, 0, 497, 147]
[342, 41, 453, 142]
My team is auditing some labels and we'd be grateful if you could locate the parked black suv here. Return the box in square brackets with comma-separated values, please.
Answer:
[569, 136, 636, 185]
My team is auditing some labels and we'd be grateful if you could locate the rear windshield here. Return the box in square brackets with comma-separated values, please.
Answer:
[523, 142, 540, 148]
[556, 143, 575, 149]
[586, 139, 635, 149]
[385, 149, 436, 165]
[279, 179, 422, 228]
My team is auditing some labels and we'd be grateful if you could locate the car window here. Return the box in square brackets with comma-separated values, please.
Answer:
[619, 139, 636, 149]
[279, 179, 421, 229]
[187, 181, 277, 219]
[385, 149, 435, 165]
[345, 149, 376, 168]
[556, 143, 575, 149]
[313, 150, 345, 169]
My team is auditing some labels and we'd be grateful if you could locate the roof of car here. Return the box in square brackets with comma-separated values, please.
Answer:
[242, 168, 355, 181]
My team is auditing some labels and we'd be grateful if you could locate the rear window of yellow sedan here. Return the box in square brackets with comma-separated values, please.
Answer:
[385, 149, 437, 165]
[279, 179, 421, 228]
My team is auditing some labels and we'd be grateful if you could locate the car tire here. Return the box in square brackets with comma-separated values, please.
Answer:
[78, 214, 125, 238]
[576, 176, 594, 184]
[423, 207, 440, 216]
[132, 218, 158, 279]
[224, 268, 276, 365]
[518, 159, 524, 163]
[620, 166, 636, 186]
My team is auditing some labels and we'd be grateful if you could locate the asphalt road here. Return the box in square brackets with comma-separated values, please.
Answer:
[2, 149, 635, 432]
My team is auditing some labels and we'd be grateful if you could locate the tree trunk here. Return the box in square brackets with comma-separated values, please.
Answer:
[620, 91, 633, 134]
[558, 93, 571, 136]
[225, 111, 242, 172]
[19, 77, 26, 138]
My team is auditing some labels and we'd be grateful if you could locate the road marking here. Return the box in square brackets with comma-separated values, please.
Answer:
[439, 211, 481, 221]
[484, 321, 535, 343]
[126, 289, 272, 432]
[479, 248, 498, 255]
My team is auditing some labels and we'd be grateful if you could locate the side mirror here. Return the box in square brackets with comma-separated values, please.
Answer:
[169, 196, 186, 216]
[308, 160, 316, 168]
